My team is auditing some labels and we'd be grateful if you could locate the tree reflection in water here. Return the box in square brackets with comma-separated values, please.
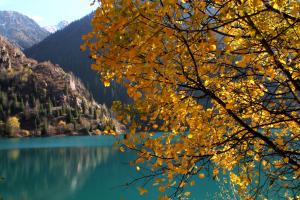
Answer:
[0, 146, 116, 200]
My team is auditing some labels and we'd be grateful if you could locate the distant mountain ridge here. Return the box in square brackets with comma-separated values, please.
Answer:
[25, 13, 131, 106]
[44, 20, 69, 33]
[0, 11, 49, 49]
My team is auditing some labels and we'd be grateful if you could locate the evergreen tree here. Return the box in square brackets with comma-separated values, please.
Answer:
[72, 120, 77, 130]
[20, 98, 25, 113]
[34, 114, 41, 132]
[89, 124, 93, 132]
[0, 90, 3, 105]
[74, 106, 79, 118]
[33, 82, 38, 94]
[7, 103, 11, 116]
[64, 84, 69, 96]
[12, 94, 19, 112]
[41, 118, 48, 136]
[2, 92, 8, 109]
[78, 113, 81, 122]
[47, 98, 53, 115]
[89, 106, 93, 116]
[40, 105, 47, 116]
[93, 108, 98, 119]
[81, 101, 87, 115]
[31, 96, 36, 107]
[67, 108, 73, 123]
[0, 104, 3, 120]
[61, 104, 66, 115]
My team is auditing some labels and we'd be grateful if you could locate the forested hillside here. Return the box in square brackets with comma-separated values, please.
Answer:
[0, 35, 122, 137]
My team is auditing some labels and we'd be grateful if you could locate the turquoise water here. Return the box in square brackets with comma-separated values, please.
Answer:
[0, 136, 221, 200]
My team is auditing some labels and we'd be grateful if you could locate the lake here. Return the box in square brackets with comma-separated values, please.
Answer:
[0, 136, 225, 200]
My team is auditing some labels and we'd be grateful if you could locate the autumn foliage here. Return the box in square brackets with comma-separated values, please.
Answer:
[84, 0, 300, 199]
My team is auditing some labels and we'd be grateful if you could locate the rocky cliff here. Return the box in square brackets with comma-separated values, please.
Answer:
[0, 36, 123, 137]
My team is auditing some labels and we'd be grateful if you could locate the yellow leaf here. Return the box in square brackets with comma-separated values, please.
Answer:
[152, 124, 159, 129]
[158, 196, 170, 200]
[275, 138, 284, 146]
[209, 44, 216, 51]
[103, 80, 110, 87]
[226, 102, 234, 109]
[184, 191, 191, 197]
[199, 173, 205, 179]
[119, 146, 125, 152]
[138, 187, 148, 195]
[158, 186, 166, 193]
[213, 168, 219, 177]
[190, 180, 195, 186]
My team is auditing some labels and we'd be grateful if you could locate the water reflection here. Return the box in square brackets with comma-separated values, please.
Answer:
[0, 147, 116, 200]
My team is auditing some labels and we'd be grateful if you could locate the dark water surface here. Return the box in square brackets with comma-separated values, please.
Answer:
[0, 136, 223, 200]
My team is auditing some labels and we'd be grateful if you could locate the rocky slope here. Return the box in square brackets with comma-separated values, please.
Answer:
[0, 11, 49, 49]
[0, 35, 123, 137]
[25, 13, 131, 106]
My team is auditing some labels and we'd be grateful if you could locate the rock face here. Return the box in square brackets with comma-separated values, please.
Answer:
[0, 11, 50, 49]
[0, 36, 123, 137]
[25, 13, 131, 106]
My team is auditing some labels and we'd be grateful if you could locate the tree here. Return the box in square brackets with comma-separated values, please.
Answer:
[0, 104, 3, 120]
[81, 101, 87, 115]
[93, 108, 98, 119]
[84, 1, 300, 199]
[6, 116, 20, 137]
[19, 98, 25, 113]
[47, 98, 53, 115]
[89, 106, 93, 116]
[41, 118, 48, 136]
[67, 108, 74, 123]
[34, 113, 41, 133]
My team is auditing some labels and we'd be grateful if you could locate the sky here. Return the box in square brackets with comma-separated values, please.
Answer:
[0, 0, 99, 26]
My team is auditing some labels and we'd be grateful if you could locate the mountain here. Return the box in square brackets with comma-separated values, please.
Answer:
[44, 20, 69, 33]
[0, 11, 49, 49]
[0, 35, 123, 137]
[25, 13, 131, 106]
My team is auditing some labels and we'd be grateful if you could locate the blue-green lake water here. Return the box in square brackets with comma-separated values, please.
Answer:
[0, 136, 222, 200]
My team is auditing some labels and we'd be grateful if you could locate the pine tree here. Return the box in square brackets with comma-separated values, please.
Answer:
[93, 108, 98, 119]
[61, 104, 66, 115]
[31, 96, 36, 107]
[72, 120, 77, 131]
[81, 101, 87, 115]
[12, 94, 19, 112]
[33, 82, 38, 94]
[20, 98, 25, 113]
[67, 108, 73, 123]
[40, 105, 47, 116]
[41, 118, 48, 136]
[0, 104, 3, 120]
[47, 98, 53, 115]
[89, 106, 93, 116]
[74, 106, 79, 118]
[34, 114, 41, 132]
[64, 84, 69, 96]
